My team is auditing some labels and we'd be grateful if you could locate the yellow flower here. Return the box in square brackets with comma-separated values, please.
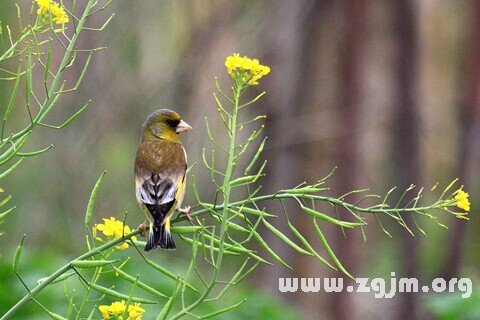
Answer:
[99, 305, 111, 319]
[115, 242, 130, 251]
[225, 53, 243, 74]
[455, 189, 471, 212]
[128, 303, 145, 320]
[225, 53, 270, 85]
[109, 301, 127, 316]
[36, 0, 51, 7]
[93, 217, 137, 250]
[99, 301, 127, 319]
[99, 301, 145, 320]
[35, 0, 69, 25]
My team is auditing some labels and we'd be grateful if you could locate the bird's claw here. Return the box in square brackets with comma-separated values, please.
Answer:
[179, 206, 192, 222]
[138, 222, 147, 237]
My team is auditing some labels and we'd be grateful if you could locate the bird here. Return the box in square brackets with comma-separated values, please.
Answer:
[134, 109, 192, 251]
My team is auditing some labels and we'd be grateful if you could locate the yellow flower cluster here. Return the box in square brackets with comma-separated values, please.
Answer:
[455, 189, 471, 212]
[225, 53, 270, 85]
[35, 0, 69, 25]
[93, 217, 137, 251]
[99, 300, 145, 320]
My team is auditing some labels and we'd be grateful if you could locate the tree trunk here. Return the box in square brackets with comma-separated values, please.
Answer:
[443, 0, 480, 279]
[328, 1, 366, 320]
[255, 0, 313, 297]
[392, 1, 421, 319]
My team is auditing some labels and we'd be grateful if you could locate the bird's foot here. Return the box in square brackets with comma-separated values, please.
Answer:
[179, 206, 192, 222]
[138, 222, 147, 237]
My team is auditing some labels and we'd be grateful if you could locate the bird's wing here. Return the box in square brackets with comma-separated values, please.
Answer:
[135, 141, 187, 224]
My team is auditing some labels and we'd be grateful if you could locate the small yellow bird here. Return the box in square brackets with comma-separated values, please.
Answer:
[134, 109, 192, 251]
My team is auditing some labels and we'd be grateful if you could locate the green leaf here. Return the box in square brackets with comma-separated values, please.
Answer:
[0, 132, 31, 166]
[212, 213, 249, 232]
[0, 206, 15, 219]
[171, 226, 202, 234]
[71, 259, 117, 268]
[144, 258, 199, 294]
[312, 219, 354, 279]
[17, 144, 53, 157]
[0, 194, 12, 208]
[245, 137, 267, 175]
[179, 235, 240, 256]
[13, 234, 26, 271]
[283, 187, 328, 194]
[86, 282, 157, 304]
[0, 158, 23, 179]
[263, 219, 312, 256]
[236, 206, 276, 217]
[286, 220, 336, 270]
[37, 271, 75, 285]
[253, 232, 292, 269]
[113, 266, 169, 298]
[2, 64, 21, 131]
[301, 205, 365, 228]
[200, 299, 247, 319]
[156, 280, 181, 320]
[86, 308, 95, 320]
[230, 175, 262, 187]
[46, 311, 68, 320]
[85, 171, 106, 228]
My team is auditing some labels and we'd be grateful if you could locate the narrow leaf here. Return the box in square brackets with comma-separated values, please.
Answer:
[236, 206, 276, 217]
[17, 144, 53, 157]
[263, 219, 312, 256]
[312, 219, 354, 279]
[85, 171, 106, 228]
[179, 235, 240, 255]
[0, 206, 16, 219]
[71, 259, 117, 268]
[171, 226, 202, 234]
[301, 205, 364, 228]
[145, 258, 199, 294]
[46, 311, 68, 320]
[37, 271, 75, 285]
[0, 158, 23, 179]
[13, 234, 26, 271]
[157, 281, 181, 320]
[200, 299, 247, 319]
[0, 132, 30, 165]
[113, 266, 169, 298]
[253, 232, 292, 269]
[245, 137, 267, 175]
[87, 282, 156, 304]
[286, 220, 336, 270]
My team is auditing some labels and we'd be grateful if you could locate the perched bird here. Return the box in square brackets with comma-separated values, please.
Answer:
[134, 109, 192, 251]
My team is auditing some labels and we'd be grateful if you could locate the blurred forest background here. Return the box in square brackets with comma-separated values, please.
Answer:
[1, 1, 479, 319]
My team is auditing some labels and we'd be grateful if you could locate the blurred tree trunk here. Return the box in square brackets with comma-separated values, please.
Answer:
[256, 0, 312, 296]
[286, 1, 337, 317]
[392, 1, 421, 319]
[443, 0, 480, 279]
[328, 0, 366, 320]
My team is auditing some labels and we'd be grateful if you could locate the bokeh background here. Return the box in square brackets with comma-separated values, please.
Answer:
[1, 1, 479, 319]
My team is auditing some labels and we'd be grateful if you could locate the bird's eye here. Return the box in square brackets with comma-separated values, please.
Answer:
[166, 119, 180, 127]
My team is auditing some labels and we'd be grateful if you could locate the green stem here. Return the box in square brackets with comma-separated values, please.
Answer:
[0, 28, 33, 62]
[173, 193, 446, 223]
[1, 229, 141, 320]
[3, 0, 94, 144]
[74, 262, 105, 320]
[168, 85, 242, 320]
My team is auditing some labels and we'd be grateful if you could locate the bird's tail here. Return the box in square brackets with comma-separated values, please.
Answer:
[145, 220, 176, 251]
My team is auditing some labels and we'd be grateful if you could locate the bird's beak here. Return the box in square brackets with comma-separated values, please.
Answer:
[176, 120, 192, 133]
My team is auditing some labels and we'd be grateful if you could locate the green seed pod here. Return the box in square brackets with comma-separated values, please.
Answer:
[13, 234, 26, 272]
[71, 259, 116, 268]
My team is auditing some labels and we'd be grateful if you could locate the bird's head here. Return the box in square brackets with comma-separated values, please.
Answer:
[142, 109, 192, 142]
